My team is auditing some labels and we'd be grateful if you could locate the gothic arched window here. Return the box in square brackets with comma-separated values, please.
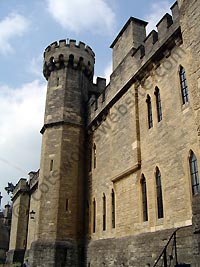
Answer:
[179, 66, 189, 104]
[111, 189, 115, 228]
[154, 87, 162, 122]
[146, 95, 153, 129]
[155, 167, 164, 219]
[141, 174, 148, 221]
[189, 151, 199, 195]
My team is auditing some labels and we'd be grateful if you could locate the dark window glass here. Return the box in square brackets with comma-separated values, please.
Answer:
[154, 87, 162, 122]
[189, 151, 199, 195]
[156, 168, 164, 219]
[111, 190, 115, 228]
[180, 66, 189, 104]
[141, 175, 148, 221]
[103, 194, 106, 231]
[146, 95, 153, 129]
[93, 199, 96, 233]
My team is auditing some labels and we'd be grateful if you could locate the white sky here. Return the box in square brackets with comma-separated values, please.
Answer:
[0, 0, 174, 205]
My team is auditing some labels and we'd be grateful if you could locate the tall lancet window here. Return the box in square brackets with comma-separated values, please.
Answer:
[154, 87, 162, 122]
[155, 167, 164, 219]
[111, 189, 115, 229]
[146, 95, 153, 129]
[103, 194, 106, 231]
[179, 66, 189, 104]
[141, 174, 148, 222]
[189, 151, 199, 195]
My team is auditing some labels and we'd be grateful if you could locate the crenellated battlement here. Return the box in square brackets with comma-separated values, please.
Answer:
[12, 178, 29, 201]
[88, 1, 181, 126]
[43, 39, 95, 80]
[133, 3, 179, 60]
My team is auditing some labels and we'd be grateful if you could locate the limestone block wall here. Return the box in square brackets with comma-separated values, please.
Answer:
[88, 43, 198, 242]
[9, 179, 29, 251]
[138, 43, 197, 231]
[87, 226, 193, 267]
[88, 2, 195, 242]
[111, 17, 147, 70]
[89, 84, 139, 240]
[26, 188, 39, 250]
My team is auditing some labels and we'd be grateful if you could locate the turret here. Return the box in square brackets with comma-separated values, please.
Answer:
[43, 39, 95, 81]
[30, 39, 95, 267]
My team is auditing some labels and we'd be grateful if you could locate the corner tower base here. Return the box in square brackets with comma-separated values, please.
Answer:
[6, 249, 25, 265]
[29, 239, 84, 267]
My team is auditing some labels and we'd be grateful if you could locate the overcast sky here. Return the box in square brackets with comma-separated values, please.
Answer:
[0, 0, 174, 206]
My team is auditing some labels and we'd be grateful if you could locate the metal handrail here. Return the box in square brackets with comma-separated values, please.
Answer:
[153, 228, 180, 267]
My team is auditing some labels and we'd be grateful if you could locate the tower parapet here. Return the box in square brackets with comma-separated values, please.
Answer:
[43, 39, 95, 81]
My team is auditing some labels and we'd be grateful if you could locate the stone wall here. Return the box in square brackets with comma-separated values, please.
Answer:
[89, 22, 196, 243]
[87, 226, 193, 266]
[87, 1, 199, 266]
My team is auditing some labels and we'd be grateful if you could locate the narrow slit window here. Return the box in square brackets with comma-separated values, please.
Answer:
[154, 87, 162, 122]
[179, 66, 189, 104]
[66, 199, 69, 211]
[103, 194, 106, 231]
[50, 160, 54, 171]
[189, 151, 199, 195]
[141, 174, 148, 222]
[146, 95, 153, 129]
[93, 199, 96, 233]
[93, 143, 97, 169]
[156, 167, 164, 219]
[56, 77, 59, 86]
[111, 189, 115, 228]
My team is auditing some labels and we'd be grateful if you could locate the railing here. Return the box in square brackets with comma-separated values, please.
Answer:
[153, 228, 180, 267]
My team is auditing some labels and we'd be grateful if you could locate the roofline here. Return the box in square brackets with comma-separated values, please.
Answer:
[110, 17, 148, 49]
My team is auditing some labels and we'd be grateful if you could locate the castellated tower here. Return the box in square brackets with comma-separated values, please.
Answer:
[30, 40, 95, 267]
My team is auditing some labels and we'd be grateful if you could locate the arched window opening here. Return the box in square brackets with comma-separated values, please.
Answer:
[93, 199, 96, 233]
[156, 167, 164, 219]
[179, 66, 189, 104]
[141, 174, 148, 222]
[49, 57, 55, 70]
[78, 57, 83, 68]
[154, 87, 162, 122]
[103, 194, 106, 231]
[111, 189, 115, 228]
[68, 54, 74, 67]
[59, 54, 65, 68]
[146, 95, 153, 129]
[189, 151, 199, 195]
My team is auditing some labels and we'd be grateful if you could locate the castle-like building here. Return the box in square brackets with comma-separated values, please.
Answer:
[0, 193, 11, 264]
[5, 1, 200, 266]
